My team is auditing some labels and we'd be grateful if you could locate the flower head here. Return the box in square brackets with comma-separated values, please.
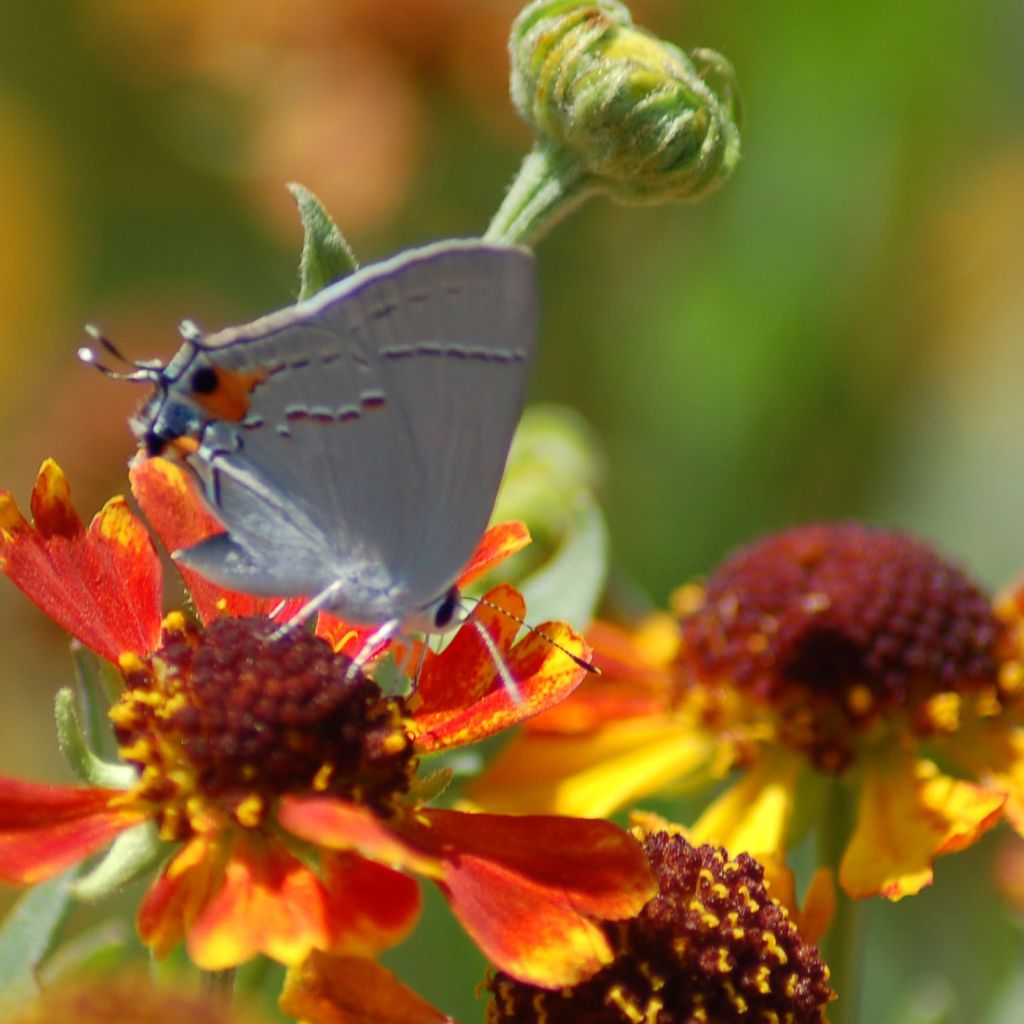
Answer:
[280, 827, 834, 1024]
[473, 522, 1024, 901]
[509, 0, 741, 205]
[0, 460, 655, 984]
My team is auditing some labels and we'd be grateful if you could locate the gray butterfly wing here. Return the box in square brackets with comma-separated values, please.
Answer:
[174, 240, 537, 623]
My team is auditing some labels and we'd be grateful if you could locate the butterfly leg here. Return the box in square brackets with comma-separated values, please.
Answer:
[345, 617, 401, 683]
[268, 578, 347, 642]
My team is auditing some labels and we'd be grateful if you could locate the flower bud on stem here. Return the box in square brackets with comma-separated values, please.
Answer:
[487, 0, 742, 245]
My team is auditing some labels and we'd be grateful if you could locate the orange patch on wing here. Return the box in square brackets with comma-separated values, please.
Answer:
[191, 366, 267, 422]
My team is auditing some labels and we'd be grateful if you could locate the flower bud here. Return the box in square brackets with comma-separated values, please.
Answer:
[510, 1, 741, 204]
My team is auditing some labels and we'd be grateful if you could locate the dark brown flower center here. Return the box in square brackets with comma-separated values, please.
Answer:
[677, 523, 1003, 770]
[113, 616, 415, 839]
[486, 831, 832, 1024]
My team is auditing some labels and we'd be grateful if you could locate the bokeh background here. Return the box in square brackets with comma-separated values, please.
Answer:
[2, 2, 1023, 1021]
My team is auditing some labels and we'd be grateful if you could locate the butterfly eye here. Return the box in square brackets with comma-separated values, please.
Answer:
[190, 366, 219, 394]
[432, 587, 461, 630]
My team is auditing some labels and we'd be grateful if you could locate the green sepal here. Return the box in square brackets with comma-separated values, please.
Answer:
[288, 182, 359, 300]
[71, 643, 121, 762]
[54, 687, 135, 790]
[0, 866, 80, 1012]
[70, 821, 164, 903]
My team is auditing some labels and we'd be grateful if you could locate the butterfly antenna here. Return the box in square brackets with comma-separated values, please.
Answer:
[471, 595, 600, 674]
[466, 615, 523, 705]
[78, 325, 162, 382]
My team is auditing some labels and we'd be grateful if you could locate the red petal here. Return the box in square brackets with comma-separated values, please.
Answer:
[0, 779, 140, 884]
[281, 951, 455, 1024]
[129, 458, 303, 624]
[410, 584, 591, 752]
[320, 851, 421, 955]
[184, 833, 333, 969]
[278, 797, 440, 877]
[394, 808, 657, 988]
[455, 521, 531, 589]
[0, 461, 163, 661]
[138, 833, 225, 959]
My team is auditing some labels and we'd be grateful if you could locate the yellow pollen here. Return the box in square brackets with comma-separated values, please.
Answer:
[747, 633, 769, 654]
[731, 927, 745, 940]
[846, 684, 873, 715]
[698, 868, 715, 886]
[670, 582, 705, 617]
[606, 985, 643, 1024]
[235, 794, 265, 828]
[313, 764, 334, 791]
[161, 610, 188, 635]
[764, 1013, 781, 1024]
[723, 981, 747, 1013]
[710, 882, 729, 899]
[922, 692, 962, 732]
[999, 660, 1024, 695]
[381, 732, 409, 756]
[118, 739, 152, 762]
[693, 1009, 708, 1024]
[117, 651, 146, 674]
[643, 997, 664, 1024]
[753, 965, 772, 994]
[715, 947, 731, 972]
[785, 972, 800, 997]
[763, 931, 788, 965]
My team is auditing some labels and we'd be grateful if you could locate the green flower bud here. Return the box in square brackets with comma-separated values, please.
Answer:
[510, 1, 741, 205]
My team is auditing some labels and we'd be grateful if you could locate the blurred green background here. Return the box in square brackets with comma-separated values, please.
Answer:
[1, 1, 1023, 1021]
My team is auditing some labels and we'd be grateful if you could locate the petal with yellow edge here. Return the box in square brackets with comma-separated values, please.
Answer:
[128, 457, 303, 624]
[0, 779, 142, 884]
[410, 584, 590, 752]
[281, 951, 455, 1024]
[392, 808, 657, 988]
[466, 716, 716, 817]
[454, 520, 531, 588]
[185, 833, 331, 969]
[946, 723, 1024, 834]
[278, 797, 441, 878]
[320, 851, 421, 956]
[0, 461, 163, 661]
[840, 748, 1006, 900]
[138, 833, 226, 960]
[689, 747, 801, 864]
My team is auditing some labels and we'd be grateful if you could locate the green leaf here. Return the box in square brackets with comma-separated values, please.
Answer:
[54, 687, 136, 790]
[71, 822, 164, 903]
[0, 867, 80, 1012]
[519, 499, 609, 631]
[287, 182, 359, 299]
[71, 643, 121, 762]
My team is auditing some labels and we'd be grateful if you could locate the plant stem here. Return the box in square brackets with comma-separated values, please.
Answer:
[485, 144, 592, 246]
[818, 777, 867, 1024]
[200, 967, 237, 1005]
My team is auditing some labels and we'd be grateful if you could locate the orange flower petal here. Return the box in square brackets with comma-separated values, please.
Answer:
[129, 457, 302, 624]
[467, 716, 716, 817]
[454, 521, 531, 588]
[138, 833, 225, 960]
[410, 584, 590, 752]
[0, 779, 141, 884]
[185, 834, 331, 969]
[690, 748, 801, 863]
[393, 808, 657, 988]
[281, 951, 455, 1024]
[0, 461, 163, 661]
[840, 748, 1006, 900]
[278, 797, 440, 877]
[320, 851, 421, 956]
